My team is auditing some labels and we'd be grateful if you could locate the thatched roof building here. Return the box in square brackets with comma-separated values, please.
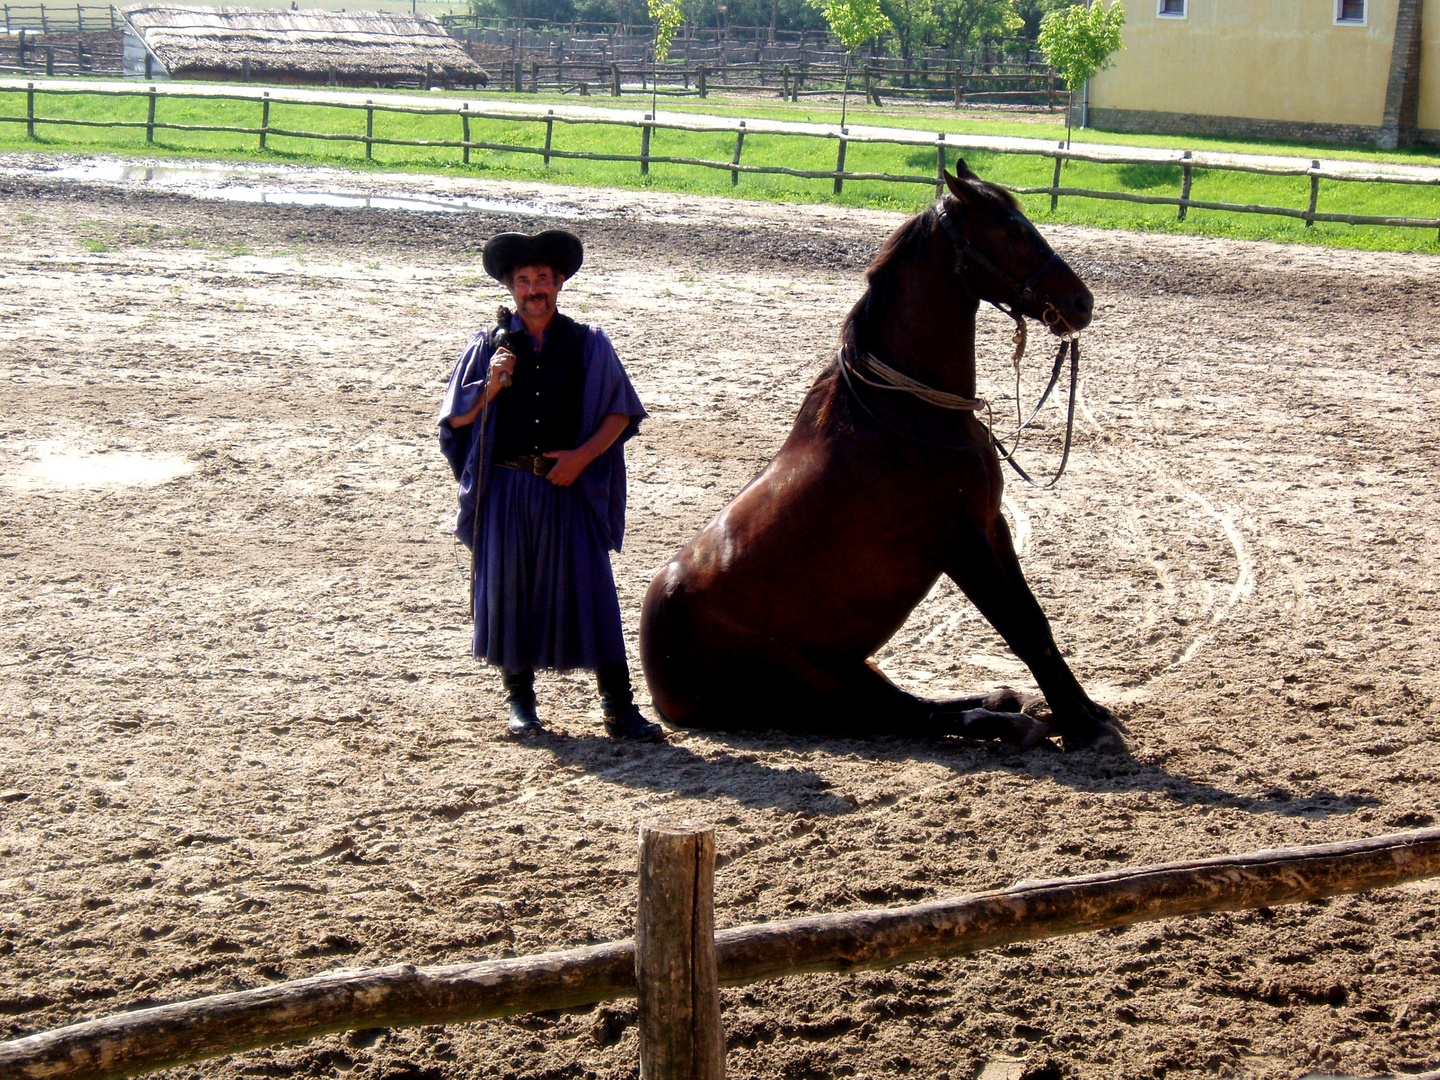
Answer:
[120, 4, 487, 87]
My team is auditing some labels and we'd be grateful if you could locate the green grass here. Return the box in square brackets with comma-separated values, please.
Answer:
[4, 84, 1439, 253]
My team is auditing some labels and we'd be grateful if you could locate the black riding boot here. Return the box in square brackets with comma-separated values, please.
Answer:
[596, 663, 665, 742]
[502, 667, 543, 737]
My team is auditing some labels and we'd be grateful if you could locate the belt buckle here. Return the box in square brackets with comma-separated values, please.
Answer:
[533, 456, 549, 476]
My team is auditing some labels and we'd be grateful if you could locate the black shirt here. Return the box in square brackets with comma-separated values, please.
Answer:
[491, 314, 588, 459]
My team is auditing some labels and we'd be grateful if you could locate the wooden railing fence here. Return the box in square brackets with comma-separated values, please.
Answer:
[2, 825, 1440, 1080]
[476, 56, 1059, 108]
[3, 84, 1440, 233]
[1, 2, 117, 32]
[0, 34, 121, 76]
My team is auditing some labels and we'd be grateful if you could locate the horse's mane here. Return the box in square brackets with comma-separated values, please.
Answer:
[839, 177, 1018, 356]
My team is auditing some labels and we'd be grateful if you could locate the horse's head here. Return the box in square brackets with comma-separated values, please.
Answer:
[940, 161, 1093, 336]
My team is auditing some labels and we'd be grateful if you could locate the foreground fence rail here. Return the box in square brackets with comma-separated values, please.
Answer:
[3, 826, 1440, 1080]
[2, 82, 1439, 233]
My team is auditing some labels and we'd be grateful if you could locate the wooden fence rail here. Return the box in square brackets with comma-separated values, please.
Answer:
[2, 83, 1439, 232]
[2, 826, 1440, 1080]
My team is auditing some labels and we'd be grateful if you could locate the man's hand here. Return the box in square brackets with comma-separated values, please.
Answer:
[543, 448, 589, 487]
[488, 348, 517, 394]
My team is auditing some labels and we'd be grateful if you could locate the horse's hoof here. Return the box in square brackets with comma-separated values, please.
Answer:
[955, 707, 1052, 750]
[980, 686, 1043, 715]
[1061, 721, 1129, 755]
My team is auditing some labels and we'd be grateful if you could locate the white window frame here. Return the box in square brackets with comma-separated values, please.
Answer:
[1335, 0, 1367, 25]
[1157, 0, 1187, 17]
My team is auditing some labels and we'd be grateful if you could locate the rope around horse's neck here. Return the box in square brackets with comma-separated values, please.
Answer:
[844, 349, 988, 412]
[837, 336, 1082, 489]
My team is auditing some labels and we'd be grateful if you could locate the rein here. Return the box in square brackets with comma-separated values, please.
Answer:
[837, 201, 1083, 489]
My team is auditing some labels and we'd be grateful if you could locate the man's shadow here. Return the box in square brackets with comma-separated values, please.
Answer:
[537, 726, 1377, 821]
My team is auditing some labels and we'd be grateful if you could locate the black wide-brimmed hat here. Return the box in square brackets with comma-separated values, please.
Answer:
[482, 229, 584, 282]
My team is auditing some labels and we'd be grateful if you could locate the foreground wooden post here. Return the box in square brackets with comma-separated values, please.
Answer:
[730, 121, 744, 185]
[258, 92, 269, 150]
[833, 129, 846, 194]
[636, 822, 724, 1080]
[145, 86, 156, 143]
[461, 104, 470, 165]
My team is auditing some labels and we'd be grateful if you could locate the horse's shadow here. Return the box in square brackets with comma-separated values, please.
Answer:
[538, 727, 1376, 821]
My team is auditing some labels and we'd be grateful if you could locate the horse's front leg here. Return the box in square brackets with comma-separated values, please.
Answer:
[943, 518, 1126, 753]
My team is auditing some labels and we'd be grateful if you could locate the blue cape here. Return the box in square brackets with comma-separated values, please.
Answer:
[438, 315, 646, 553]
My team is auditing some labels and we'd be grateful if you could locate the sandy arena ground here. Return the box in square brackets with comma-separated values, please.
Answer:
[2, 156, 1440, 1080]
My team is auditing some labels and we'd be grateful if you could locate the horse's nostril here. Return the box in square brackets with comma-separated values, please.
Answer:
[1076, 292, 1094, 314]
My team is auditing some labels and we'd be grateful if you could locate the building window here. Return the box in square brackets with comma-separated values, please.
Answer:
[1336, 0, 1366, 23]
[1157, 0, 1186, 15]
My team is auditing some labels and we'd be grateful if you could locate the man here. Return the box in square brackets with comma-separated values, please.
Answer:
[437, 228, 663, 742]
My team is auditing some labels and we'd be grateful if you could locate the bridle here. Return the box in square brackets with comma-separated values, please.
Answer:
[837, 198, 1083, 489]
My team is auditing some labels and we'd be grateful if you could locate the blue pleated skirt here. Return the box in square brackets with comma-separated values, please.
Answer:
[471, 466, 627, 672]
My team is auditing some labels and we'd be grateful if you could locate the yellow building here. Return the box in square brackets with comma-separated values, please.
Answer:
[1086, 0, 1428, 147]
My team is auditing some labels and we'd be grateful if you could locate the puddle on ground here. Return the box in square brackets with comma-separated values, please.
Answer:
[7, 161, 588, 218]
[5, 451, 197, 491]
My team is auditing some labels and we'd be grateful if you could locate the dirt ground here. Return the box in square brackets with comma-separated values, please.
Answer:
[3, 155, 1440, 1080]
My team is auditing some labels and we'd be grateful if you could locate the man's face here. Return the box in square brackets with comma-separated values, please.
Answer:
[507, 263, 563, 324]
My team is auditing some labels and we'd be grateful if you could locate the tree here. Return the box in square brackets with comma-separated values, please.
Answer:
[647, 0, 684, 115]
[934, 0, 1020, 60]
[1013, 0, 1071, 38]
[878, 0, 934, 67]
[807, 0, 891, 125]
[1037, 0, 1124, 146]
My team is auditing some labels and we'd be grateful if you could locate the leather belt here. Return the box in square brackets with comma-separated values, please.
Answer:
[497, 454, 555, 476]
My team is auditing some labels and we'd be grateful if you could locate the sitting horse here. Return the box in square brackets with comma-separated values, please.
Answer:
[638, 163, 1124, 752]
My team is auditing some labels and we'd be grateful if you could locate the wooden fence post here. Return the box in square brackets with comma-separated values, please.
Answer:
[730, 120, 744, 185]
[3, 6, 10, 33]
[1178, 149, 1192, 221]
[952, 69, 961, 109]
[1050, 141, 1062, 212]
[25, 81, 33, 139]
[241, 56, 249, 82]
[258, 91, 269, 150]
[543, 108, 554, 166]
[365, 101, 373, 160]
[935, 132, 945, 196]
[1306, 158, 1320, 228]
[110, 2, 116, 29]
[640, 115, 651, 175]
[40, 1, 46, 32]
[611, 62, 620, 95]
[145, 85, 156, 143]
[530, 60, 539, 91]
[461, 104, 470, 165]
[697, 66, 706, 97]
[780, 65, 788, 99]
[833, 127, 846, 194]
[75, 2, 81, 31]
[636, 822, 724, 1080]
[44, 45, 52, 75]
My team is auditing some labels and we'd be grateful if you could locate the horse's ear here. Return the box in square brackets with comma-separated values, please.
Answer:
[943, 164, 979, 203]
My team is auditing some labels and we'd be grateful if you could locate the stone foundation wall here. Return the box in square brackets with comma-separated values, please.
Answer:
[1084, 106, 1427, 149]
